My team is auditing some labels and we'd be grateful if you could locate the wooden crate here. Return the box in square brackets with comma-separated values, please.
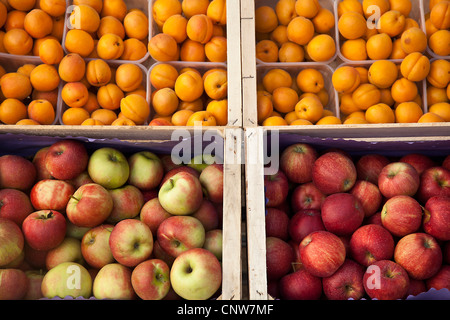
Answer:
[0, 126, 244, 300]
[244, 127, 450, 300]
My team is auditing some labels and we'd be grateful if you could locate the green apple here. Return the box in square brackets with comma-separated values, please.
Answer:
[128, 151, 164, 191]
[87, 147, 129, 189]
[188, 154, 217, 172]
[203, 229, 223, 261]
[45, 237, 85, 270]
[41, 262, 92, 298]
[170, 248, 222, 300]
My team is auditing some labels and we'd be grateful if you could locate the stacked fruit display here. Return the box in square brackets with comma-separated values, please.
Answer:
[264, 142, 450, 300]
[0, 139, 224, 300]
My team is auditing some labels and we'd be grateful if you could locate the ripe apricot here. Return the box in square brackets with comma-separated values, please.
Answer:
[205, 36, 227, 62]
[97, 83, 124, 110]
[151, 87, 179, 117]
[148, 33, 180, 62]
[120, 94, 150, 125]
[256, 39, 278, 63]
[340, 93, 362, 115]
[97, 33, 124, 60]
[390, 38, 407, 59]
[175, 70, 204, 102]
[162, 14, 188, 44]
[417, 112, 445, 123]
[69, 4, 100, 33]
[391, 78, 418, 103]
[338, 0, 364, 17]
[332, 66, 361, 94]
[24, 9, 53, 39]
[400, 52, 430, 82]
[275, 0, 297, 25]
[207, 0, 226, 25]
[97, 16, 125, 39]
[40, 0, 67, 17]
[120, 38, 148, 61]
[362, 0, 390, 18]
[150, 63, 179, 90]
[368, 60, 398, 89]
[378, 10, 406, 38]
[0, 98, 28, 124]
[316, 116, 342, 125]
[287, 16, 314, 45]
[29, 64, 60, 92]
[427, 59, 450, 89]
[0, 72, 32, 100]
[4, 10, 26, 32]
[271, 87, 298, 114]
[90, 108, 117, 125]
[340, 39, 367, 61]
[180, 39, 205, 62]
[101, 0, 128, 22]
[427, 86, 449, 106]
[85, 59, 112, 87]
[186, 14, 214, 44]
[306, 34, 336, 62]
[27, 99, 55, 125]
[295, 0, 320, 19]
[206, 99, 227, 125]
[204, 69, 227, 100]
[290, 118, 313, 125]
[0, 2, 7, 29]
[389, 0, 412, 17]
[171, 109, 194, 126]
[115, 63, 143, 92]
[296, 68, 324, 93]
[429, 102, 450, 121]
[111, 117, 136, 126]
[39, 38, 64, 65]
[58, 53, 86, 83]
[8, 0, 35, 12]
[178, 98, 204, 112]
[395, 101, 423, 123]
[365, 103, 396, 123]
[255, 6, 278, 34]
[295, 95, 323, 123]
[3, 29, 33, 55]
[430, 1, 450, 30]
[152, 0, 182, 28]
[352, 83, 381, 110]
[186, 110, 217, 126]
[123, 9, 148, 41]
[366, 33, 393, 60]
[338, 11, 367, 40]
[61, 107, 90, 125]
[279, 41, 304, 62]
[400, 27, 427, 54]
[257, 90, 273, 124]
[428, 29, 450, 56]
[182, 0, 210, 19]
[65, 29, 95, 57]
[17, 64, 35, 78]
[262, 68, 293, 94]
[61, 82, 89, 108]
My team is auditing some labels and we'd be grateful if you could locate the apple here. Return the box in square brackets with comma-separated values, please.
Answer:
[93, 263, 136, 299]
[170, 248, 222, 300]
[426, 265, 450, 291]
[203, 229, 222, 260]
[0, 188, 34, 226]
[158, 171, 204, 215]
[399, 153, 436, 175]
[160, 166, 200, 186]
[299, 230, 346, 277]
[378, 162, 420, 198]
[278, 268, 322, 300]
[350, 180, 382, 217]
[265, 207, 290, 240]
[81, 224, 115, 269]
[87, 147, 130, 189]
[288, 209, 325, 243]
[356, 154, 390, 186]
[0, 154, 36, 191]
[365, 211, 383, 226]
[30, 179, 75, 211]
[264, 170, 289, 207]
[109, 219, 153, 267]
[139, 197, 172, 235]
[45, 139, 89, 180]
[41, 262, 92, 298]
[66, 183, 114, 228]
[65, 219, 91, 240]
[199, 163, 224, 203]
[32, 146, 53, 181]
[290, 182, 326, 212]
[159, 154, 182, 172]
[45, 237, 85, 270]
[131, 259, 171, 300]
[349, 224, 395, 267]
[191, 199, 220, 232]
[266, 236, 295, 281]
[417, 166, 450, 204]
[157, 216, 205, 258]
[279, 143, 318, 184]
[322, 259, 365, 300]
[22, 210, 66, 251]
[312, 152, 357, 195]
[443, 155, 450, 171]
[188, 154, 217, 172]
[423, 196, 450, 241]
[407, 278, 427, 297]
[106, 185, 145, 224]
[381, 195, 423, 237]
[24, 270, 45, 300]
[68, 171, 94, 189]
[128, 151, 164, 191]
[23, 243, 47, 270]
[394, 233, 442, 280]
[152, 239, 175, 268]
[321, 193, 365, 236]
[363, 260, 410, 300]
[0, 269, 29, 300]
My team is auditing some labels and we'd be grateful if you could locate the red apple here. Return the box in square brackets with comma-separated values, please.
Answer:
[350, 180, 382, 217]
[152, 239, 175, 268]
[417, 166, 450, 204]
[0, 188, 34, 226]
[349, 224, 395, 266]
[266, 236, 295, 281]
[159, 154, 182, 172]
[279, 143, 318, 184]
[131, 259, 171, 300]
[322, 259, 365, 300]
[278, 268, 322, 300]
[157, 216, 205, 258]
[356, 154, 390, 186]
[93, 263, 136, 300]
[288, 209, 325, 244]
[203, 229, 222, 260]
[109, 219, 154, 267]
[394, 233, 442, 280]
[160, 166, 200, 186]
[139, 197, 172, 235]
[321, 193, 365, 236]
[32, 147, 53, 181]
[399, 153, 435, 175]
[365, 211, 383, 226]
[191, 199, 220, 232]
[426, 265, 450, 291]
[45, 237, 84, 270]
[22, 210, 66, 251]
[199, 163, 224, 203]
[378, 162, 420, 198]
[264, 170, 289, 207]
[24, 270, 45, 300]
[68, 171, 94, 189]
[30, 179, 75, 212]
[66, 183, 114, 228]
[423, 196, 450, 241]
[23, 243, 47, 269]
[265, 207, 290, 240]
[299, 230, 346, 277]
[407, 278, 427, 297]
[128, 151, 164, 191]
[381, 195, 423, 237]
[0, 154, 36, 191]
[0, 269, 29, 300]
[312, 152, 357, 195]
[0, 217, 24, 267]
[45, 139, 89, 180]
[81, 224, 115, 269]
[290, 182, 326, 212]
[106, 185, 145, 224]
[363, 260, 410, 300]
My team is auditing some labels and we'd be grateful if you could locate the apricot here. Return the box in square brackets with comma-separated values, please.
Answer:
[162, 14, 188, 44]
[352, 83, 381, 110]
[3, 29, 33, 55]
[207, 0, 226, 25]
[120, 94, 150, 125]
[174, 70, 204, 102]
[121, 39, 148, 61]
[86, 59, 112, 87]
[148, 33, 180, 62]
[0, 72, 32, 100]
[338, 11, 367, 40]
[101, 0, 128, 22]
[64, 29, 95, 57]
[7, 0, 35, 12]
[400, 52, 431, 82]
[400, 27, 427, 54]
[287, 16, 314, 45]
[150, 63, 179, 90]
[24, 9, 53, 39]
[295, 0, 321, 19]
[153, 0, 182, 28]
[40, 0, 69, 17]
[58, 53, 86, 83]
[186, 14, 214, 44]
[182, 0, 210, 19]
[152, 87, 179, 117]
[180, 39, 205, 61]
[0, 98, 28, 124]
[73, 0, 103, 14]
[206, 99, 227, 125]
[262, 68, 293, 94]
[332, 66, 361, 94]
[61, 82, 90, 108]
[275, 0, 297, 26]
[69, 4, 101, 33]
[4, 10, 26, 32]
[16, 64, 35, 78]
[97, 83, 124, 110]
[97, 33, 124, 60]
[204, 69, 227, 100]
[39, 38, 64, 65]
[205, 36, 227, 62]
[115, 63, 143, 93]
[29, 64, 60, 92]
[430, 1, 450, 30]
[123, 9, 149, 41]
[255, 6, 278, 34]
[27, 99, 55, 125]
[97, 16, 125, 39]
[186, 110, 217, 126]
[306, 34, 336, 62]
